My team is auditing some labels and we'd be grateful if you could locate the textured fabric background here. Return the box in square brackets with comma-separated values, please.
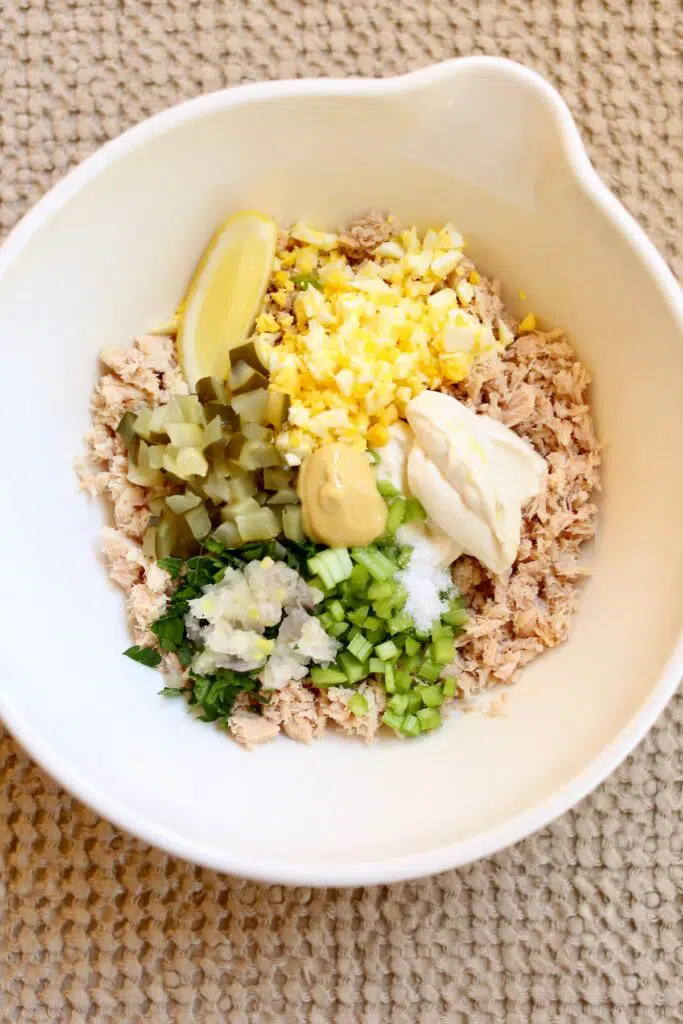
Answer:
[1, 2, 682, 1022]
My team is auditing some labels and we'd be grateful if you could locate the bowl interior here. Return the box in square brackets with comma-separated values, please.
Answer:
[1, 66, 682, 882]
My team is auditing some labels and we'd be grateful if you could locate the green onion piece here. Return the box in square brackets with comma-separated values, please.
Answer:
[403, 497, 427, 524]
[385, 496, 407, 535]
[418, 659, 442, 682]
[348, 693, 369, 716]
[419, 684, 443, 708]
[442, 677, 458, 699]
[368, 450, 381, 465]
[401, 713, 421, 737]
[416, 707, 442, 731]
[309, 666, 348, 687]
[375, 639, 400, 662]
[442, 606, 469, 628]
[431, 638, 456, 665]
[369, 658, 386, 674]
[384, 662, 396, 693]
[388, 694, 408, 715]
[382, 710, 404, 732]
[348, 633, 373, 663]
[350, 547, 397, 581]
[377, 479, 400, 499]
[307, 548, 353, 589]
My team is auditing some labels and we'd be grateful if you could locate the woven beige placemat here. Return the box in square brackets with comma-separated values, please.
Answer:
[1, 2, 682, 1022]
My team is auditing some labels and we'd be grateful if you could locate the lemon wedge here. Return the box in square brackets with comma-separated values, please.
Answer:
[177, 211, 278, 388]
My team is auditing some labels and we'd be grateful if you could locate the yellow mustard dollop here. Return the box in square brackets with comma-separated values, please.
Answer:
[298, 443, 387, 548]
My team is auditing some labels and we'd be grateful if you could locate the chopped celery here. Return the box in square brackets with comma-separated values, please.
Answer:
[327, 622, 349, 639]
[348, 633, 372, 663]
[403, 653, 421, 673]
[431, 621, 455, 641]
[307, 548, 353, 589]
[366, 625, 387, 646]
[404, 636, 421, 657]
[388, 694, 408, 715]
[384, 663, 396, 693]
[310, 666, 348, 687]
[431, 638, 456, 665]
[388, 613, 413, 635]
[337, 652, 368, 685]
[419, 684, 443, 708]
[372, 599, 394, 620]
[416, 708, 442, 731]
[368, 579, 394, 602]
[348, 693, 369, 716]
[347, 625, 360, 642]
[363, 615, 381, 630]
[368, 657, 386, 674]
[394, 670, 412, 693]
[377, 480, 400, 499]
[405, 691, 422, 714]
[385, 496, 406, 535]
[382, 710, 404, 732]
[328, 600, 345, 622]
[347, 606, 370, 627]
[401, 714, 421, 737]
[418, 659, 442, 682]
[375, 640, 400, 662]
[306, 575, 328, 596]
[442, 606, 469, 628]
[348, 563, 370, 591]
[442, 677, 458, 700]
[350, 547, 396, 581]
[396, 546, 413, 569]
[403, 497, 427, 524]
[236, 507, 280, 542]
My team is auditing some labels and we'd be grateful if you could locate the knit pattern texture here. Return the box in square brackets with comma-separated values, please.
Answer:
[1, 2, 682, 1021]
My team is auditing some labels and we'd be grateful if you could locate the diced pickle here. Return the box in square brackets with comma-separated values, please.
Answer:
[282, 505, 305, 542]
[142, 525, 157, 558]
[228, 435, 280, 471]
[242, 422, 272, 442]
[212, 520, 241, 548]
[230, 361, 268, 396]
[148, 496, 167, 516]
[175, 447, 209, 480]
[136, 440, 151, 469]
[184, 503, 212, 540]
[236, 507, 280, 542]
[132, 408, 153, 441]
[221, 496, 261, 521]
[177, 394, 206, 425]
[263, 467, 292, 491]
[227, 474, 257, 502]
[116, 411, 137, 447]
[149, 402, 182, 437]
[231, 388, 269, 424]
[166, 492, 202, 515]
[147, 444, 166, 470]
[203, 471, 233, 504]
[127, 462, 162, 487]
[196, 376, 228, 405]
[229, 338, 270, 374]
[265, 391, 290, 431]
[155, 511, 180, 559]
[167, 422, 204, 447]
[267, 488, 299, 505]
[202, 415, 223, 447]
[204, 402, 240, 431]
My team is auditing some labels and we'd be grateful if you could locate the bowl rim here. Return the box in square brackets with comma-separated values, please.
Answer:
[1, 56, 682, 886]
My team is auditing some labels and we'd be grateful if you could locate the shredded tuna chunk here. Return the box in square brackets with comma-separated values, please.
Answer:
[447, 328, 600, 692]
[260, 681, 326, 744]
[338, 212, 396, 259]
[320, 682, 386, 741]
[101, 527, 172, 645]
[228, 710, 280, 750]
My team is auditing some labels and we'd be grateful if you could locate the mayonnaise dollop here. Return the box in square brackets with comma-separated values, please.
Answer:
[376, 422, 462, 569]
[405, 390, 547, 575]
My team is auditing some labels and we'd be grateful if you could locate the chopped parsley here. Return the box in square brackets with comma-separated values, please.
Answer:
[291, 273, 323, 291]
[123, 645, 161, 667]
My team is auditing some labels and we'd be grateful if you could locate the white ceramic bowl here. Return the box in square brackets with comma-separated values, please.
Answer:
[1, 58, 682, 886]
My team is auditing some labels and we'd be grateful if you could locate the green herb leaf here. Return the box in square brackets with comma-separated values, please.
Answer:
[291, 273, 323, 291]
[151, 615, 185, 652]
[123, 645, 162, 667]
[158, 686, 184, 697]
[158, 556, 183, 578]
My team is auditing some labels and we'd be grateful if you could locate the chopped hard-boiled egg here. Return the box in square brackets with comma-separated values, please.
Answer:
[254, 221, 511, 455]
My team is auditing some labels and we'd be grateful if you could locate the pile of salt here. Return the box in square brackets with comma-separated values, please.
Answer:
[395, 527, 455, 632]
